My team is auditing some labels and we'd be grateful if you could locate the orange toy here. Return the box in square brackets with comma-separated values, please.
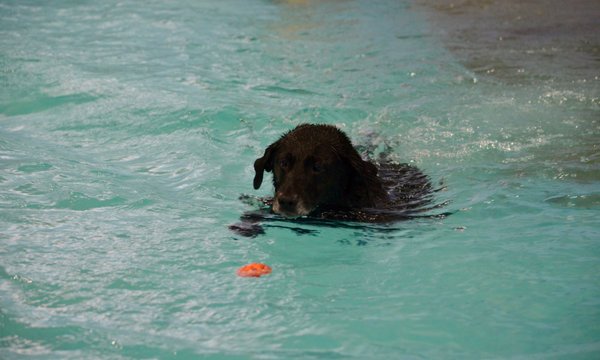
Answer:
[237, 263, 272, 277]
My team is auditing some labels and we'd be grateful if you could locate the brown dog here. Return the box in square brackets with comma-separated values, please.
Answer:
[228, 123, 440, 237]
[253, 124, 394, 217]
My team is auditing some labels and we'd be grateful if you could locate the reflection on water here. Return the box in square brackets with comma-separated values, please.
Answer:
[418, 0, 600, 85]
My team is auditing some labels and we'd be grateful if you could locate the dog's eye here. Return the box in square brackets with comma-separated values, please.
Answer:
[312, 162, 323, 173]
[279, 159, 288, 169]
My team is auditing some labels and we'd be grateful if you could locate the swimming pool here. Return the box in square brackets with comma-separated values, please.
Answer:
[1, 0, 599, 358]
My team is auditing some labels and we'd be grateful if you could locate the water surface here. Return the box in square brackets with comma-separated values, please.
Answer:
[1, 0, 599, 358]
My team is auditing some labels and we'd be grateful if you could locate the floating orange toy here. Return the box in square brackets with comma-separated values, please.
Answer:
[237, 263, 272, 278]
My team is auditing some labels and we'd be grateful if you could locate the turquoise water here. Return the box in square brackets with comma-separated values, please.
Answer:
[1, 0, 599, 358]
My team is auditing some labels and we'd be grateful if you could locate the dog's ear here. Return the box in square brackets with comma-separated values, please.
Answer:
[345, 152, 378, 184]
[342, 150, 383, 206]
[253, 141, 279, 190]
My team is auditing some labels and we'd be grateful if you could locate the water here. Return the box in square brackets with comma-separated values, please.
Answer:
[1, 0, 599, 358]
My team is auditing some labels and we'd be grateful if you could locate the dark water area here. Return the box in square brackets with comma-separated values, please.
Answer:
[419, 0, 600, 85]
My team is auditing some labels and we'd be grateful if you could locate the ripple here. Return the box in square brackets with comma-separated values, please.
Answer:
[17, 163, 53, 173]
[1, 93, 99, 116]
[251, 85, 317, 96]
[545, 193, 600, 209]
[52, 192, 127, 211]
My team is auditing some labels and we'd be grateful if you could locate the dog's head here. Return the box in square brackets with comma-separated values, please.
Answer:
[253, 124, 381, 217]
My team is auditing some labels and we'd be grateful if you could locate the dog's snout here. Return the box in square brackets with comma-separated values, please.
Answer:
[277, 192, 298, 212]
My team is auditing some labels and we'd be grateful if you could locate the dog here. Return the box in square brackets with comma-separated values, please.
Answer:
[251, 124, 436, 221]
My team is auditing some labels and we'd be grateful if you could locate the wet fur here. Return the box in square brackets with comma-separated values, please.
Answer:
[252, 124, 435, 220]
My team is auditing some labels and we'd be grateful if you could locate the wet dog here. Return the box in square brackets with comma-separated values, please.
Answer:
[253, 124, 388, 217]
[230, 124, 441, 236]
[252, 124, 435, 220]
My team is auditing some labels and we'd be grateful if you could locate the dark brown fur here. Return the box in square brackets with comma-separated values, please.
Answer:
[253, 124, 432, 218]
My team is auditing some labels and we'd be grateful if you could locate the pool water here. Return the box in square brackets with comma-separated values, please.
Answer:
[1, 0, 599, 358]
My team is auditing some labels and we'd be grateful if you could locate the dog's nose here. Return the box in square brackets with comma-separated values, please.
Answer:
[277, 193, 298, 213]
